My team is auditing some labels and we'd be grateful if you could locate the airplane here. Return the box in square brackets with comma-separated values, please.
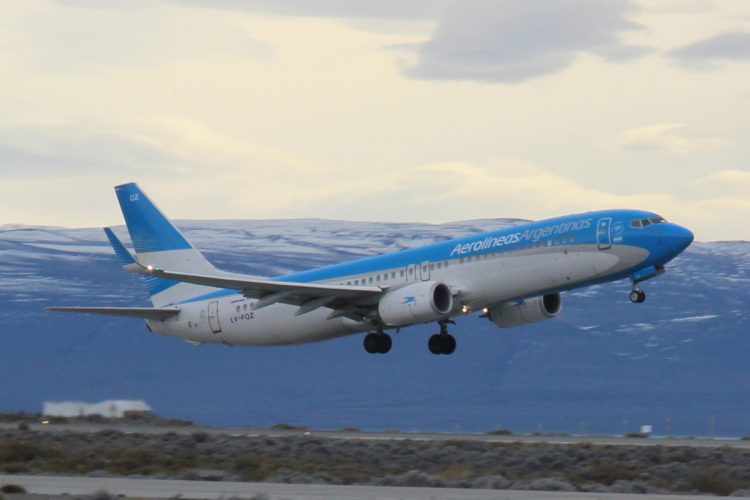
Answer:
[49, 183, 694, 355]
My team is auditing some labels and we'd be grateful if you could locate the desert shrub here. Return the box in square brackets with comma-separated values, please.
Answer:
[0, 485, 27, 494]
[688, 469, 739, 497]
[108, 448, 159, 475]
[487, 429, 513, 436]
[233, 456, 280, 481]
[16, 423, 29, 432]
[578, 462, 637, 486]
[339, 427, 360, 432]
[0, 440, 60, 463]
[191, 431, 210, 443]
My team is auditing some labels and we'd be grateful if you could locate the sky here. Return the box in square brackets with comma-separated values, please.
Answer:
[1, 0, 749, 241]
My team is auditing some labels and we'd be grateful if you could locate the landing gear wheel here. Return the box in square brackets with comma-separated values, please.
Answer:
[379, 334, 392, 354]
[441, 334, 456, 355]
[363, 333, 392, 354]
[428, 334, 456, 355]
[364, 333, 380, 354]
[428, 334, 443, 355]
[629, 290, 646, 304]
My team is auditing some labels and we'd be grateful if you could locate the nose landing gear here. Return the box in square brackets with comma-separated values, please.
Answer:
[629, 288, 646, 303]
[429, 320, 456, 355]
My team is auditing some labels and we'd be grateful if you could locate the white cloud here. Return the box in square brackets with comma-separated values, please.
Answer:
[405, 0, 651, 83]
[671, 31, 750, 68]
[620, 124, 725, 154]
[701, 169, 750, 183]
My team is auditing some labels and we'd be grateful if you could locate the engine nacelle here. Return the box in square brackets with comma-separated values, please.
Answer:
[488, 293, 562, 328]
[378, 281, 453, 327]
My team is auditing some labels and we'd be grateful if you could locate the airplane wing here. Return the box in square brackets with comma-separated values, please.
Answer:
[141, 267, 384, 320]
[47, 307, 180, 320]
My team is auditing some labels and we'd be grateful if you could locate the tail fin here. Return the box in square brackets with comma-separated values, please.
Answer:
[114, 183, 216, 306]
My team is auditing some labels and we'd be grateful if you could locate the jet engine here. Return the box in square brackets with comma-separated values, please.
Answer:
[488, 293, 562, 328]
[378, 281, 453, 326]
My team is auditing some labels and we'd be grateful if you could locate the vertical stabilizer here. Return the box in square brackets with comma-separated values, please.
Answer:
[114, 183, 217, 306]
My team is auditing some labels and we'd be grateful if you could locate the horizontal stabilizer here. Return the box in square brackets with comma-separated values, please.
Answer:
[103, 227, 136, 266]
[47, 306, 180, 320]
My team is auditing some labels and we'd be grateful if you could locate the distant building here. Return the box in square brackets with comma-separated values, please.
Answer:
[43, 400, 152, 419]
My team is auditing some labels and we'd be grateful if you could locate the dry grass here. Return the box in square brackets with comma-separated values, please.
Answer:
[2, 429, 750, 495]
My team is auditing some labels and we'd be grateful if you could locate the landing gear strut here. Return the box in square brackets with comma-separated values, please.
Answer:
[364, 331, 392, 354]
[629, 288, 646, 304]
[429, 320, 456, 355]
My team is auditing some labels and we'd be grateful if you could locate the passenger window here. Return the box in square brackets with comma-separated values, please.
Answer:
[408, 268, 413, 274]
[391, 272, 396, 279]
[429, 263, 434, 270]
[641, 219, 651, 227]
[631, 220, 642, 228]
[400, 270, 404, 277]
[369, 277, 373, 283]
[236, 305, 241, 313]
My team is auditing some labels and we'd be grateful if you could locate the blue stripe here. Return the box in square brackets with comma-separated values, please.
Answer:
[175, 209, 658, 306]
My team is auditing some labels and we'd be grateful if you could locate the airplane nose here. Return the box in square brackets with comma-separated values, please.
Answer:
[669, 224, 694, 254]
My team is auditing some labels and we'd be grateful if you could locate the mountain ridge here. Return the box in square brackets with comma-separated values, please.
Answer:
[1, 218, 748, 436]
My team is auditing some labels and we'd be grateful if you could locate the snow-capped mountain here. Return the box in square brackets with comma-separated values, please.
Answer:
[1, 219, 748, 436]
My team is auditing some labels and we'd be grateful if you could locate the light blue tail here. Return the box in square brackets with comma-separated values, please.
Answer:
[113, 183, 217, 306]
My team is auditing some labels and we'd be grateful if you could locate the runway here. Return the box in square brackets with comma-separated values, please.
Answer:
[0, 474, 725, 500]
[1, 422, 747, 449]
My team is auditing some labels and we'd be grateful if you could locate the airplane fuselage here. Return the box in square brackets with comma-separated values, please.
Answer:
[149, 209, 693, 346]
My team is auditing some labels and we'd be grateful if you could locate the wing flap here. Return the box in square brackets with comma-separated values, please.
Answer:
[48, 307, 180, 320]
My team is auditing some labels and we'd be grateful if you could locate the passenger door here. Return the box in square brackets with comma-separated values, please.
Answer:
[597, 218, 613, 250]
[208, 301, 222, 334]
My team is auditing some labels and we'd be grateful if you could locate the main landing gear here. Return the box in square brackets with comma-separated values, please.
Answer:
[429, 320, 456, 356]
[629, 288, 646, 304]
[364, 331, 392, 354]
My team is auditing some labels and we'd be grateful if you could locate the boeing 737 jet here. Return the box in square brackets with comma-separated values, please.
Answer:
[50, 183, 694, 355]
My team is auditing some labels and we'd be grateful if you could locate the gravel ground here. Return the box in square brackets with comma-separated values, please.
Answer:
[3, 428, 750, 496]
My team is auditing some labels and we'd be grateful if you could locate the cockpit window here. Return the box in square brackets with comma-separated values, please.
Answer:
[632, 216, 667, 229]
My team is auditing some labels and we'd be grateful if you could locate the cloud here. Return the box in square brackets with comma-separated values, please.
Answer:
[149, 0, 452, 20]
[0, 123, 181, 178]
[620, 124, 724, 154]
[670, 31, 750, 67]
[404, 0, 651, 83]
[700, 169, 750, 190]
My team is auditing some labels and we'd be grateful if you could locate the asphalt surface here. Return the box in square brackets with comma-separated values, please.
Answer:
[1, 422, 748, 449]
[0, 475, 728, 500]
